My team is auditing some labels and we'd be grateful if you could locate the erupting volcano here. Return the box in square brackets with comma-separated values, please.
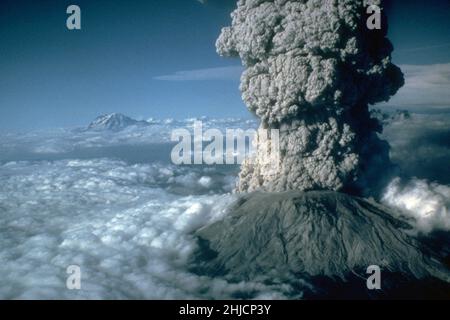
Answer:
[192, 0, 450, 299]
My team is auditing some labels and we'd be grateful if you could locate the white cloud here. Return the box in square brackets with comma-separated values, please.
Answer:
[153, 66, 243, 81]
[0, 159, 295, 299]
[382, 177, 450, 233]
[381, 63, 450, 109]
[379, 113, 450, 233]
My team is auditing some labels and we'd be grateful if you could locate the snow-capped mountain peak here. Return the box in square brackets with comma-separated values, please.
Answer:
[87, 113, 149, 131]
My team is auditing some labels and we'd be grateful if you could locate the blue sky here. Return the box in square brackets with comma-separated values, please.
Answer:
[0, 0, 449, 131]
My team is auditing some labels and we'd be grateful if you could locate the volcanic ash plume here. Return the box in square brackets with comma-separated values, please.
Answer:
[217, 0, 404, 195]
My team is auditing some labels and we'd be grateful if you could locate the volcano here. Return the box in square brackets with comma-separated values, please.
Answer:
[192, 191, 450, 299]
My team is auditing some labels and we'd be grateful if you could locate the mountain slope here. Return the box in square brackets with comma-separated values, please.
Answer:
[192, 191, 450, 299]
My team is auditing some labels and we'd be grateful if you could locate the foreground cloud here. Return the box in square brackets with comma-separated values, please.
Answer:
[383, 178, 450, 233]
[0, 159, 295, 299]
[379, 113, 450, 233]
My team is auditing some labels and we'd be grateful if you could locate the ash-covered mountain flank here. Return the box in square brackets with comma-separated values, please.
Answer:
[192, 191, 450, 299]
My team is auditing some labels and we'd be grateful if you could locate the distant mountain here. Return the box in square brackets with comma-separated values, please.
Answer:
[87, 113, 150, 131]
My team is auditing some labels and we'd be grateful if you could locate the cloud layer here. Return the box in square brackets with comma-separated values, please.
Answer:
[382, 177, 450, 233]
[0, 112, 449, 297]
[0, 159, 294, 299]
[381, 63, 450, 110]
[379, 113, 450, 232]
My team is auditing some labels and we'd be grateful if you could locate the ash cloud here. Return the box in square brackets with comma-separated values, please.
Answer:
[217, 0, 404, 195]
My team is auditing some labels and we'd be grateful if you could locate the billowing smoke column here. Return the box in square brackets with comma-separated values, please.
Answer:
[217, 0, 404, 195]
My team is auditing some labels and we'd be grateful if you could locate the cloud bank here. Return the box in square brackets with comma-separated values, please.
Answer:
[381, 63, 450, 110]
[379, 113, 450, 233]
[383, 178, 450, 233]
[0, 159, 295, 299]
